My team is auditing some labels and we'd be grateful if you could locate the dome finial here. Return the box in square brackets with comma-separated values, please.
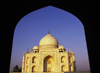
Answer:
[48, 30, 50, 34]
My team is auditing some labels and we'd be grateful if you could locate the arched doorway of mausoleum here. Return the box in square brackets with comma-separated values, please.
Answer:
[43, 55, 55, 72]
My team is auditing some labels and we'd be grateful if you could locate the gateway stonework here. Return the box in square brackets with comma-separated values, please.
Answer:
[22, 31, 76, 73]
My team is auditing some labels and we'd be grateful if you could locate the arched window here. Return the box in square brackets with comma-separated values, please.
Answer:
[32, 66, 37, 72]
[61, 56, 66, 63]
[32, 57, 37, 63]
[61, 65, 67, 72]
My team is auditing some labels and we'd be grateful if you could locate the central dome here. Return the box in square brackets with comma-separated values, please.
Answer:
[39, 32, 59, 48]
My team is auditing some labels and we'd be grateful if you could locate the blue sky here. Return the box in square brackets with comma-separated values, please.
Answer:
[9, 6, 90, 72]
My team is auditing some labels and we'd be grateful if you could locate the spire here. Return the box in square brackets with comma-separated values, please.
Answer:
[27, 48, 29, 53]
[69, 48, 71, 51]
[66, 48, 68, 52]
[25, 50, 26, 53]
[30, 49, 31, 53]
[48, 30, 50, 34]
[69, 48, 71, 53]
[71, 50, 73, 52]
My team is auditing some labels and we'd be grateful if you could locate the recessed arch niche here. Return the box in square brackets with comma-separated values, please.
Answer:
[61, 65, 67, 72]
[32, 56, 37, 63]
[43, 55, 55, 72]
[32, 66, 37, 72]
[61, 56, 66, 63]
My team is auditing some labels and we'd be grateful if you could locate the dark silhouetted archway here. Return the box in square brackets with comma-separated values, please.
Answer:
[2, 1, 99, 73]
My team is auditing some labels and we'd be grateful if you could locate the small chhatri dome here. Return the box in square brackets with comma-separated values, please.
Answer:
[59, 44, 65, 49]
[33, 44, 39, 49]
[39, 31, 59, 48]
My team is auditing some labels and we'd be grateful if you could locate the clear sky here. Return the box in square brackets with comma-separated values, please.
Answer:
[9, 6, 90, 72]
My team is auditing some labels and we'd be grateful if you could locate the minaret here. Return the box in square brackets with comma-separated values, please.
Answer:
[22, 51, 26, 72]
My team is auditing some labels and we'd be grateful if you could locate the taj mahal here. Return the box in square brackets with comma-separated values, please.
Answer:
[22, 31, 76, 73]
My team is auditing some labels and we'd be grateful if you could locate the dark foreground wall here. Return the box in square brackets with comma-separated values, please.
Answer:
[9, 71, 91, 73]
[1, 1, 99, 73]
